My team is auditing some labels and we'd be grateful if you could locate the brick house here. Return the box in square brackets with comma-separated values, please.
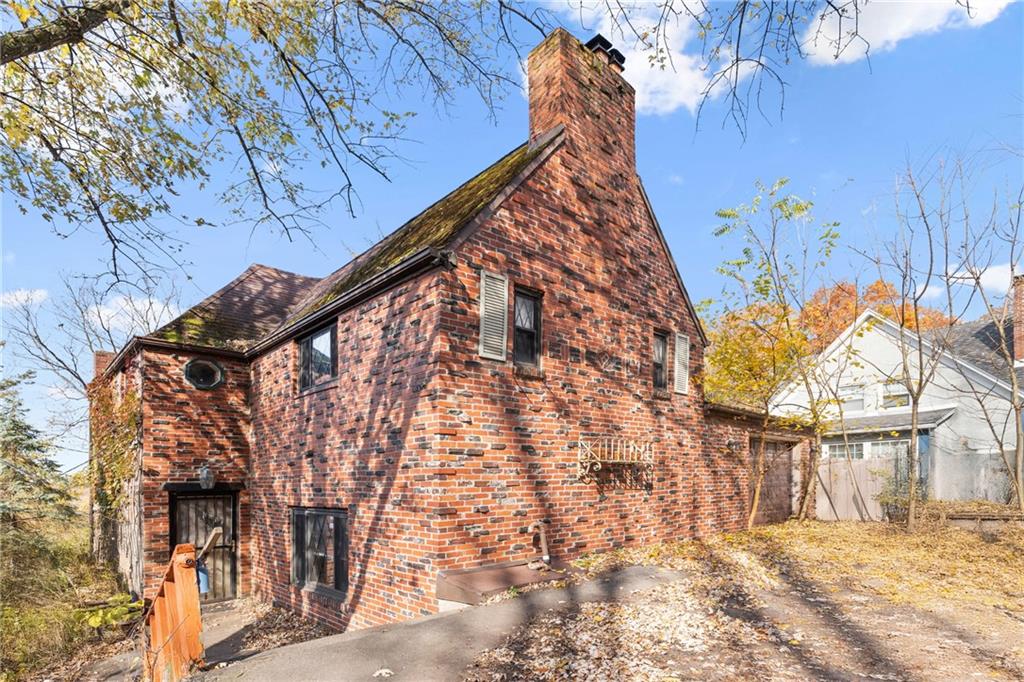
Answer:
[90, 30, 804, 631]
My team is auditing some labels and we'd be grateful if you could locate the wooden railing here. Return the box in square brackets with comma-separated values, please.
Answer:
[143, 544, 205, 682]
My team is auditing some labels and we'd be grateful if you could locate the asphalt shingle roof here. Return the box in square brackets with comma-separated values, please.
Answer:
[153, 265, 320, 351]
[150, 134, 558, 352]
[939, 315, 1023, 385]
[824, 407, 956, 436]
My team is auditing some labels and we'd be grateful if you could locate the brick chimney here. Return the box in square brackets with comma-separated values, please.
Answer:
[528, 29, 636, 174]
[1014, 275, 1024, 363]
[93, 350, 115, 379]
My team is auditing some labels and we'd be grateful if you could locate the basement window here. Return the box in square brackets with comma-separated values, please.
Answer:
[291, 507, 348, 598]
[298, 324, 337, 391]
[184, 359, 224, 390]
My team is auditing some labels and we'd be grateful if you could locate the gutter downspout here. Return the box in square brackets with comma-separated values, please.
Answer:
[528, 520, 550, 567]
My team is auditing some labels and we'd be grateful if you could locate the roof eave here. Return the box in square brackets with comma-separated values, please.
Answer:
[246, 246, 450, 357]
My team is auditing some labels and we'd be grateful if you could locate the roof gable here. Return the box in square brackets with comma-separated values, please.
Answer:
[135, 130, 564, 362]
[278, 132, 562, 329]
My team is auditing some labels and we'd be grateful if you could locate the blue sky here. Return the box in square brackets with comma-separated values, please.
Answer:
[3, 2, 1022, 469]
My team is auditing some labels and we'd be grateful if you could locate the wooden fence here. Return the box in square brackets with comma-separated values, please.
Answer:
[143, 543, 205, 682]
[816, 455, 899, 521]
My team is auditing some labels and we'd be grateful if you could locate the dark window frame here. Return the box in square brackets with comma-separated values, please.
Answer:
[513, 289, 542, 367]
[298, 323, 338, 391]
[183, 358, 225, 390]
[652, 331, 668, 390]
[290, 507, 349, 599]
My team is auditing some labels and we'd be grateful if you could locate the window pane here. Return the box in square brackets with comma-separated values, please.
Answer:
[513, 292, 540, 365]
[305, 513, 334, 589]
[515, 295, 536, 331]
[828, 443, 863, 459]
[653, 334, 667, 389]
[300, 327, 336, 389]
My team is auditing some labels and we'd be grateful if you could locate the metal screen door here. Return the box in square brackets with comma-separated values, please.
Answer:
[171, 493, 237, 602]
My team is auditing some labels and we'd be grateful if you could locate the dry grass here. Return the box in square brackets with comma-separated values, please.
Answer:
[574, 520, 1024, 611]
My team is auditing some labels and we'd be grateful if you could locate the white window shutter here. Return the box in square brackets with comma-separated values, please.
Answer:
[674, 333, 689, 394]
[479, 270, 508, 360]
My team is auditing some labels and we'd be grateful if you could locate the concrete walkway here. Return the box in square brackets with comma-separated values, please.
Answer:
[198, 566, 684, 682]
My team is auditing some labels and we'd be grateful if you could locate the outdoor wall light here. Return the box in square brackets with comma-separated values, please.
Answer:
[726, 439, 741, 454]
[198, 465, 215, 490]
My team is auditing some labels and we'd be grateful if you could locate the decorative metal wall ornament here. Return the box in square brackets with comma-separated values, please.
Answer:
[577, 438, 654, 482]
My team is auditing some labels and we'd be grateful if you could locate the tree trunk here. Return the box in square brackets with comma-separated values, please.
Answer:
[747, 435, 768, 529]
[797, 434, 820, 521]
[907, 403, 920, 531]
[1015, 405, 1024, 513]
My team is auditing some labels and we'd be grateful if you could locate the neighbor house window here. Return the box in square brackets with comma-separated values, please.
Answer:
[653, 332, 668, 390]
[827, 442, 864, 459]
[299, 324, 337, 390]
[837, 384, 864, 412]
[291, 508, 348, 598]
[513, 290, 541, 366]
[873, 440, 909, 460]
[882, 383, 910, 409]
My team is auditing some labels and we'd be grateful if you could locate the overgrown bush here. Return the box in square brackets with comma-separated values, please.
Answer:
[0, 374, 126, 680]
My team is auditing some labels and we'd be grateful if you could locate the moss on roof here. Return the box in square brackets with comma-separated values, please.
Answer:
[286, 137, 554, 324]
[151, 264, 319, 350]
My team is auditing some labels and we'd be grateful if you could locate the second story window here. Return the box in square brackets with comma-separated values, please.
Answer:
[653, 332, 668, 390]
[837, 384, 864, 412]
[513, 290, 541, 366]
[882, 382, 910, 409]
[299, 324, 337, 391]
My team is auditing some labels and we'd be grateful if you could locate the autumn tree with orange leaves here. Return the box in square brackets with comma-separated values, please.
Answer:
[800, 279, 951, 353]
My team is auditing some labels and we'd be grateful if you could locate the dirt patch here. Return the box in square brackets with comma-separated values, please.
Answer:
[466, 521, 1024, 681]
[236, 599, 333, 652]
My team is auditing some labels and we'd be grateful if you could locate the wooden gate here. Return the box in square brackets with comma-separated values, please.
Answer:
[171, 494, 237, 602]
[816, 456, 895, 521]
[751, 440, 794, 525]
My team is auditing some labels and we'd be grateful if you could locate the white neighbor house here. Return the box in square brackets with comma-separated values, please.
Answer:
[773, 309, 1015, 518]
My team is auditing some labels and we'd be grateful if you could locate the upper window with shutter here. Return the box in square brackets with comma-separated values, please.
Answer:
[673, 332, 690, 394]
[652, 332, 668, 390]
[513, 290, 542, 366]
[479, 270, 508, 360]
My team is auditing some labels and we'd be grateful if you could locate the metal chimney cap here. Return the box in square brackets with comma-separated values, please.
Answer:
[584, 34, 613, 54]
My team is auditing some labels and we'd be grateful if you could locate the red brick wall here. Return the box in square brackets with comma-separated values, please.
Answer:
[115, 30, 785, 632]
[138, 348, 252, 597]
[248, 279, 445, 630]
[428, 69, 740, 573]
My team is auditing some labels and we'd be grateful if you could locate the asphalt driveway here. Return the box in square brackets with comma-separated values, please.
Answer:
[196, 566, 682, 682]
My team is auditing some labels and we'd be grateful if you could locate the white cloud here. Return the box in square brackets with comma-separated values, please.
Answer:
[88, 295, 180, 334]
[804, 0, 1012, 66]
[0, 288, 48, 308]
[933, 262, 1014, 297]
[977, 262, 1014, 295]
[559, 4, 713, 116]
[667, 174, 685, 185]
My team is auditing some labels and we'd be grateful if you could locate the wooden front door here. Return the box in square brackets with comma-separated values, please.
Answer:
[751, 440, 794, 525]
[171, 493, 237, 602]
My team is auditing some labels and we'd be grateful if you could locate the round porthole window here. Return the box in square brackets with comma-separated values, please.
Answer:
[184, 359, 224, 390]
